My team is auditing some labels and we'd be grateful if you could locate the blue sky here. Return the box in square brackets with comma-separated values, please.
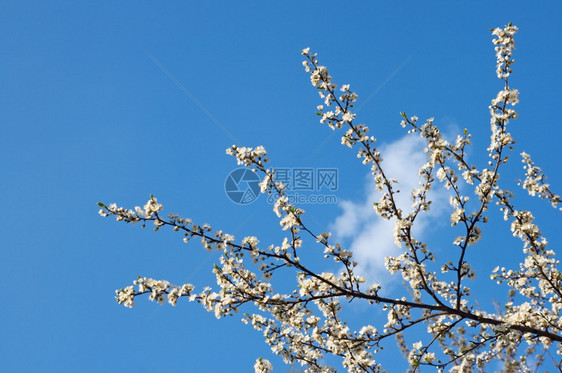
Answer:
[2, 1, 561, 372]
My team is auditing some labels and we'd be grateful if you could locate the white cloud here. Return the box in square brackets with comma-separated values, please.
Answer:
[329, 134, 450, 286]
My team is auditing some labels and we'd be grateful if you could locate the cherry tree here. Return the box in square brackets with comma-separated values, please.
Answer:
[98, 24, 562, 372]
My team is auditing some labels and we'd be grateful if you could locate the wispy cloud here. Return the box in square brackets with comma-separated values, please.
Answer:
[330, 134, 450, 285]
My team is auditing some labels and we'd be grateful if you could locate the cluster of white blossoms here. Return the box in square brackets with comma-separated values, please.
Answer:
[226, 145, 269, 167]
[492, 24, 518, 79]
[254, 358, 273, 373]
[114, 277, 195, 308]
[97, 196, 164, 225]
[99, 24, 561, 372]
[519, 152, 562, 210]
